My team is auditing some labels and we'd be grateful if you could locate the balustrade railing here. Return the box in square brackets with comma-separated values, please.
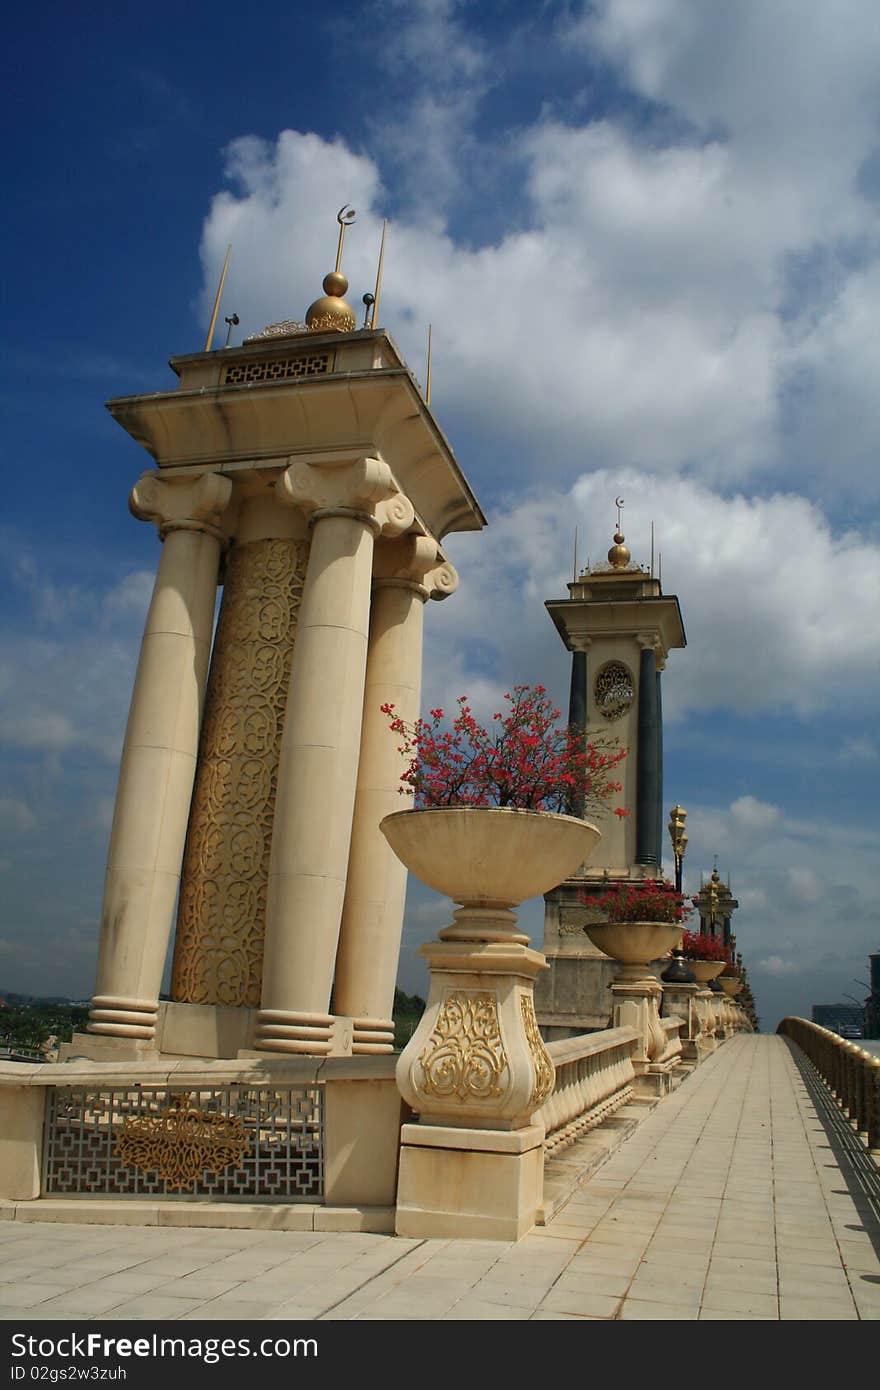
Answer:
[538, 1026, 640, 1156]
[778, 1017, 880, 1155]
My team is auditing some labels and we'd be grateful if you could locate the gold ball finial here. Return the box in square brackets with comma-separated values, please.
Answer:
[305, 206, 358, 333]
[608, 530, 631, 569]
[306, 271, 356, 333]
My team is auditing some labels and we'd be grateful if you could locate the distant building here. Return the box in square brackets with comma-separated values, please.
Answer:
[811, 1003, 863, 1036]
[865, 950, 880, 1039]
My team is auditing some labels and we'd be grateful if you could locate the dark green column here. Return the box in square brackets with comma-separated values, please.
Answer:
[636, 646, 660, 867]
[568, 648, 587, 817]
[655, 669, 663, 871]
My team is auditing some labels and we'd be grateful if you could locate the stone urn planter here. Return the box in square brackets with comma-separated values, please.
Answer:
[582, 919, 682, 1077]
[685, 959, 727, 985]
[718, 976, 743, 996]
[381, 807, 601, 1126]
[381, 806, 601, 946]
[582, 920, 683, 982]
[381, 806, 602, 1241]
[380, 806, 600, 1128]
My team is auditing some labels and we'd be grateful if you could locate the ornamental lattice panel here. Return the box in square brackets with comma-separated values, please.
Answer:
[43, 1085, 323, 1200]
[222, 353, 332, 385]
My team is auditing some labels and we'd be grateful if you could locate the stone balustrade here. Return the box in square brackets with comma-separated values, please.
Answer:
[778, 1016, 880, 1155]
[538, 1025, 640, 1157]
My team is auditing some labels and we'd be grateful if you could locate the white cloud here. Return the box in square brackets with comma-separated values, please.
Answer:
[755, 954, 803, 977]
[424, 468, 880, 721]
[729, 797, 782, 834]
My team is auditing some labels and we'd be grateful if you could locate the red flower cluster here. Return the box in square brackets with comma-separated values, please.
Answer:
[585, 878, 692, 924]
[381, 685, 626, 812]
[680, 929, 730, 962]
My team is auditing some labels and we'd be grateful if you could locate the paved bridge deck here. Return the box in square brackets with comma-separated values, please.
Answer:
[1, 1035, 878, 1321]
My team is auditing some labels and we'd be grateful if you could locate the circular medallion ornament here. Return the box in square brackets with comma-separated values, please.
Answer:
[594, 661, 635, 721]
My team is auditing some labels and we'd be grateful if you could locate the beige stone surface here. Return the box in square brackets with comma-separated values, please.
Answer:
[157, 1001, 254, 1059]
[396, 1130, 545, 1241]
[91, 500, 228, 1038]
[334, 537, 456, 1052]
[323, 1077, 405, 1208]
[0, 1085, 44, 1199]
[2, 1035, 878, 1320]
[260, 471, 410, 1051]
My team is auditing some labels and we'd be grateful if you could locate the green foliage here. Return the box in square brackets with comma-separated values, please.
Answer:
[392, 987, 426, 1051]
[0, 1001, 88, 1052]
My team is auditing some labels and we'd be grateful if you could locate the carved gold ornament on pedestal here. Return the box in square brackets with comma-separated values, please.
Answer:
[417, 990, 509, 1102]
[114, 1095, 249, 1190]
[520, 994, 555, 1109]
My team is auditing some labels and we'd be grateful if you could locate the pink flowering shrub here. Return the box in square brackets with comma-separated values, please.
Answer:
[381, 685, 626, 813]
[680, 928, 730, 962]
[586, 878, 693, 924]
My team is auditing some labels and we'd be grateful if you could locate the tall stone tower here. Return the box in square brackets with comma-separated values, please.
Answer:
[693, 867, 738, 949]
[535, 520, 686, 1037]
[82, 248, 484, 1061]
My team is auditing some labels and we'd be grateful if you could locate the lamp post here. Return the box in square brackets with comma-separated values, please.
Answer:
[668, 803, 687, 894]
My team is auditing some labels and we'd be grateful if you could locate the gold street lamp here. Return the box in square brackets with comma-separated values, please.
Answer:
[667, 804, 687, 893]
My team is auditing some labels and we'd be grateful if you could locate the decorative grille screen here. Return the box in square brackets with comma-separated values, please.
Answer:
[43, 1085, 323, 1201]
[222, 353, 332, 385]
[594, 660, 635, 722]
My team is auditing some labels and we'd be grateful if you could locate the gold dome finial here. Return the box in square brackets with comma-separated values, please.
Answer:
[305, 205, 358, 333]
[607, 495, 631, 568]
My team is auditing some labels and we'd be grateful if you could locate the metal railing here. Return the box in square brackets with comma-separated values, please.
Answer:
[43, 1083, 324, 1200]
[538, 1026, 640, 1156]
[777, 1017, 880, 1155]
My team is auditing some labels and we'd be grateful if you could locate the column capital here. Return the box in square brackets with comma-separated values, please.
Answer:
[372, 535, 459, 602]
[130, 472, 232, 541]
[569, 635, 592, 653]
[277, 456, 414, 538]
[636, 632, 661, 652]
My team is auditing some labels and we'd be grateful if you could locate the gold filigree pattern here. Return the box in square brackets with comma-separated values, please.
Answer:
[114, 1095, 248, 1191]
[521, 994, 555, 1110]
[594, 660, 635, 721]
[171, 537, 309, 1007]
[307, 310, 356, 333]
[417, 991, 509, 1102]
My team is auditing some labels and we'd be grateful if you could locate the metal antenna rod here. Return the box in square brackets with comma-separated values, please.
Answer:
[204, 245, 232, 352]
[371, 219, 387, 327]
[425, 324, 433, 405]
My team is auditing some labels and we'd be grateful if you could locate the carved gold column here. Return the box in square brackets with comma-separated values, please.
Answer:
[89, 471, 231, 1042]
[170, 497, 310, 1008]
[256, 456, 415, 1054]
[333, 537, 458, 1053]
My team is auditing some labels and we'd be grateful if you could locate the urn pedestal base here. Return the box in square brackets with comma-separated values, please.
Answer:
[610, 979, 681, 1096]
[395, 1122, 545, 1241]
[393, 938, 555, 1239]
[661, 982, 708, 1065]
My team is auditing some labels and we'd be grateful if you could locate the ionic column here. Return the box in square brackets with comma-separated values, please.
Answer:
[256, 457, 414, 1054]
[89, 471, 231, 1040]
[635, 636, 661, 869]
[333, 537, 459, 1053]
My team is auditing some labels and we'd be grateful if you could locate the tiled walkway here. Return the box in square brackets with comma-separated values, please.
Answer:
[1, 1035, 878, 1320]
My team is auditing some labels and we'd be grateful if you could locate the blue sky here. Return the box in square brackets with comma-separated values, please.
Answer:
[2, 1, 879, 1027]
